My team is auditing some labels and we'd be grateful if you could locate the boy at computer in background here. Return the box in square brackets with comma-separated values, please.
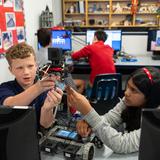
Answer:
[71, 30, 116, 95]
[37, 28, 52, 67]
[0, 42, 63, 129]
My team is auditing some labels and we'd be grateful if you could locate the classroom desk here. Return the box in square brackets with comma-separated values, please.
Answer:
[70, 54, 160, 75]
[41, 145, 138, 160]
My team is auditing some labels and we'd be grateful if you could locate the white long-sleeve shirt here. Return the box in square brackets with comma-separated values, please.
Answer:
[36, 47, 50, 67]
[84, 98, 140, 153]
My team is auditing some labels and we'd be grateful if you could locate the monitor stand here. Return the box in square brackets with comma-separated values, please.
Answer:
[151, 51, 160, 60]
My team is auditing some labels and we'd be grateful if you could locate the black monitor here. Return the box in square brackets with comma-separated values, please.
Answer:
[139, 108, 160, 160]
[0, 106, 40, 160]
[48, 47, 64, 68]
[86, 30, 122, 52]
[147, 30, 160, 51]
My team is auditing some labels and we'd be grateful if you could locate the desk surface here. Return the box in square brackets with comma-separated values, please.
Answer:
[69, 54, 160, 67]
[41, 145, 138, 160]
[115, 54, 160, 67]
[67, 54, 160, 75]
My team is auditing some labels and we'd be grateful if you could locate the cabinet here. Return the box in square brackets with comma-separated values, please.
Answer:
[62, 0, 160, 29]
[62, 0, 86, 27]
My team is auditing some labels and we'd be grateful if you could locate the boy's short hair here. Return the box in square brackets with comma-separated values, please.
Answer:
[5, 42, 36, 66]
[37, 28, 52, 47]
[94, 30, 108, 42]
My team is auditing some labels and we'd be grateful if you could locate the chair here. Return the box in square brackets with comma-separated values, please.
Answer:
[88, 73, 122, 115]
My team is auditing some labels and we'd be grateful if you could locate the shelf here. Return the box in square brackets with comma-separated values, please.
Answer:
[136, 12, 158, 15]
[88, 0, 109, 2]
[62, 0, 160, 30]
[88, 13, 109, 15]
[112, 0, 131, 2]
[112, 12, 131, 15]
[76, 25, 108, 27]
[65, 13, 85, 15]
[111, 25, 159, 28]
[64, 0, 85, 2]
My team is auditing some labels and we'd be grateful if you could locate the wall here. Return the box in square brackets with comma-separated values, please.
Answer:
[52, 0, 62, 26]
[122, 34, 151, 56]
[23, 0, 53, 51]
[0, 56, 14, 83]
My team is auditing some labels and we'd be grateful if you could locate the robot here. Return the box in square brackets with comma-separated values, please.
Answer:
[39, 48, 103, 159]
[40, 125, 103, 160]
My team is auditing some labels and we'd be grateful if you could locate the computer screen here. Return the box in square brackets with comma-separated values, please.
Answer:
[38, 30, 72, 51]
[147, 30, 160, 51]
[86, 30, 122, 51]
[55, 129, 78, 140]
[0, 106, 40, 160]
[51, 30, 72, 51]
[139, 108, 160, 160]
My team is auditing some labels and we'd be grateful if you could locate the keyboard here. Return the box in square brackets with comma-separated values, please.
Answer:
[65, 56, 89, 65]
[73, 58, 89, 64]
[152, 55, 160, 60]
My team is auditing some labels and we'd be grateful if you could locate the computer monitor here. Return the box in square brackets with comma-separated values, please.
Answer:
[86, 30, 122, 52]
[38, 30, 72, 51]
[48, 47, 63, 68]
[51, 30, 72, 51]
[147, 30, 160, 52]
[0, 106, 40, 160]
[139, 108, 160, 160]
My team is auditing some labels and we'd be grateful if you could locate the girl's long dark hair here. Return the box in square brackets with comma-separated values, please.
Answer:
[121, 67, 160, 132]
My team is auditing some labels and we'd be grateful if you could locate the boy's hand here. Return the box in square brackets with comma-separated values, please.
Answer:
[66, 87, 92, 115]
[76, 120, 92, 137]
[43, 87, 63, 111]
[36, 75, 57, 93]
[40, 87, 63, 128]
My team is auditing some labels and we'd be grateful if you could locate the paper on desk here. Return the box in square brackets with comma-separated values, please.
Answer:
[94, 145, 113, 159]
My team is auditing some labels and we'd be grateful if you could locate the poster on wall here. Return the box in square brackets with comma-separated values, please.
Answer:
[17, 26, 25, 42]
[14, 0, 23, 11]
[0, 0, 25, 54]
[4, 0, 13, 7]
[5, 12, 16, 30]
[2, 31, 13, 50]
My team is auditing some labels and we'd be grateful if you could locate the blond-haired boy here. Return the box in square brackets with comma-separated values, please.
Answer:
[0, 42, 63, 128]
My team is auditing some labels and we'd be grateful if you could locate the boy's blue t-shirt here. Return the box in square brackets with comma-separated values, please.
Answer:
[0, 79, 47, 128]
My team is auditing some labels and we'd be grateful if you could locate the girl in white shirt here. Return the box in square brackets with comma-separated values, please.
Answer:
[66, 67, 160, 153]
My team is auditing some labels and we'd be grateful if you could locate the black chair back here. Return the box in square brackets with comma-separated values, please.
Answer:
[90, 73, 122, 102]
[89, 73, 122, 115]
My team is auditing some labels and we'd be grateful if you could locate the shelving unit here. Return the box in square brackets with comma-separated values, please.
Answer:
[134, 0, 158, 27]
[86, 0, 110, 28]
[110, 0, 132, 28]
[62, 0, 160, 30]
[62, 0, 86, 27]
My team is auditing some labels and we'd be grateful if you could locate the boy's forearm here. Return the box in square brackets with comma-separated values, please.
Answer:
[3, 84, 42, 106]
[40, 106, 54, 128]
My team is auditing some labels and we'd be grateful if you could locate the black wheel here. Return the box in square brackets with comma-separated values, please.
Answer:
[88, 146, 94, 160]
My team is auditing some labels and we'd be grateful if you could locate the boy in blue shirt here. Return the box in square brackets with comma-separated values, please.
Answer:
[0, 42, 63, 129]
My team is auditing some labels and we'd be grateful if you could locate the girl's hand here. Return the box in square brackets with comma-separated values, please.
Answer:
[76, 120, 92, 137]
[66, 87, 92, 115]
